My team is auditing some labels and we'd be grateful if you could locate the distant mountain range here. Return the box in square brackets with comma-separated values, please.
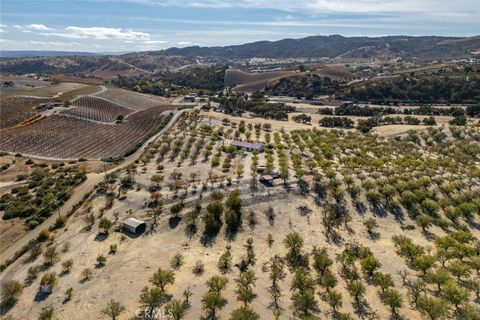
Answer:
[1, 35, 479, 76]
[158, 35, 480, 61]
[0, 50, 132, 58]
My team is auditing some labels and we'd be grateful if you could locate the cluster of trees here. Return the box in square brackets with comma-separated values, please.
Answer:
[393, 232, 480, 319]
[214, 93, 295, 121]
[319, 117, 354, 128]
[325, 103, 476, 118]
[292, 113, 312, 124]
[337, 71, 480, 103]
[320, 103, 397, 117]
[157, 65, 227, 91]
[264, 74, 342, 99]
[356, 115, 435, 132]
[0, 163, 86, 228]
[112, 65, 227, 94]
[202, 190, 243, 238]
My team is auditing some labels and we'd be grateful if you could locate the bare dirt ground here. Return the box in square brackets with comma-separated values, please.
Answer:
[1, 109, 478, 320]
[0, 74, 51, 89]
[1, 183, 430, 320]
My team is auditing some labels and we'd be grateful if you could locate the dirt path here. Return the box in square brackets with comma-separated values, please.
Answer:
[0, 109, 187, 264]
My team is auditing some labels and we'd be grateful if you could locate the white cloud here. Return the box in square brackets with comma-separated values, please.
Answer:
[132, 0, 479, 16]
[29, 40, 81, 47]
[26, 24, 51, 31]
[64, 26, 150, 40]
[144, 40, 167, 44]
[33, 26, 151, 41]
[15, 24, 52, 31]
[177, 41, 193, 45]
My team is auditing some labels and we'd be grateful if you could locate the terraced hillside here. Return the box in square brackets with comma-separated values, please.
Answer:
[61, 96, 133, 123]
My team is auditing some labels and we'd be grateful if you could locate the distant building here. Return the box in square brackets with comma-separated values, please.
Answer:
[37, 102, 63, 110]
[122, 218, 146, 234]
[230, 140, 264, 152]
[184, 95, 196, 102]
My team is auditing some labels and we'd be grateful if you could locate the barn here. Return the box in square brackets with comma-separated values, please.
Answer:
[122, 218, 146, 234]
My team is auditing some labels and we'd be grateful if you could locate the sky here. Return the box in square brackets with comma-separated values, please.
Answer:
[0, 0, 479, 52]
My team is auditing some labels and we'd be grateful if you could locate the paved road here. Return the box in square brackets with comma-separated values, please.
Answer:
[0, 109, 186, 265]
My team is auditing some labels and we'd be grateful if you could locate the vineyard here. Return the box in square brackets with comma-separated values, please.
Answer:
[0, 96, 46, 129]
[61, 96, 134, 123]
[0, 105, 175, 159]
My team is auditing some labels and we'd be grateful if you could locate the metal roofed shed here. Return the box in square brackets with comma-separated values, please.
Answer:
[230, 140, 264, 152]
[122, 218, 146, 234]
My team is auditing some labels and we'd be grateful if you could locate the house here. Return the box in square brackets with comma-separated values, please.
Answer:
[184, 95, 196, 102]
[230, 140, 264, 152]
[122, 218, 146, 234]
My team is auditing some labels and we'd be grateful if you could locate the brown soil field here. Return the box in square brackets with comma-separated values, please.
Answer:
[0, 106, 174, 159]
[95, 87, 170, 110]
[0, 96, 48, 129]
[1, 82, 88, 98]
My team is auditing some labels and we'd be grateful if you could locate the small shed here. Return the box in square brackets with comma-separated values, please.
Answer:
[122, 218, 146, 234]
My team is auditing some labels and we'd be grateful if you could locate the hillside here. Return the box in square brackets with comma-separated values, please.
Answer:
[161, 35, 480, 61]
[0, 55, 193, 79]
[1, 35, 479, 78]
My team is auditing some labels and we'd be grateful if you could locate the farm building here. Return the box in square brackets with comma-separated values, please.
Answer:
[184, 95, 196, 102]
[37, 102, 63, 110]
[230, 140, 264, 152]
[122, 218, 146, 234]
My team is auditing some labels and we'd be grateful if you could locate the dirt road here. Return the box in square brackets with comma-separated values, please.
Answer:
[0, 109, 186, 265]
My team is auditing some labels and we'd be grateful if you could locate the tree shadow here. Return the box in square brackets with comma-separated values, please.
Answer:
[390, 313, 406, 320]
[200, 233, 216, 247]
[325, 230, 343, 246]
[184, 224, 197, 239]
[0, 299, 17, 316]
[367, 231, 381, 241]
[34, 291, 50, 302]
[372, 205, 388, 218]
[225, 229, 238, 242]
[422, 230, 436, 241]
[391, 207, 405, 223]
[355, 203, 366, 214]
[353, 299, 371, 319]
[465, 217, 480, 230]
[168, 216, 182, 229]
[297, 205, 312, 216]
[80, 225, 93, 233]
[94, 233, 108, 242]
